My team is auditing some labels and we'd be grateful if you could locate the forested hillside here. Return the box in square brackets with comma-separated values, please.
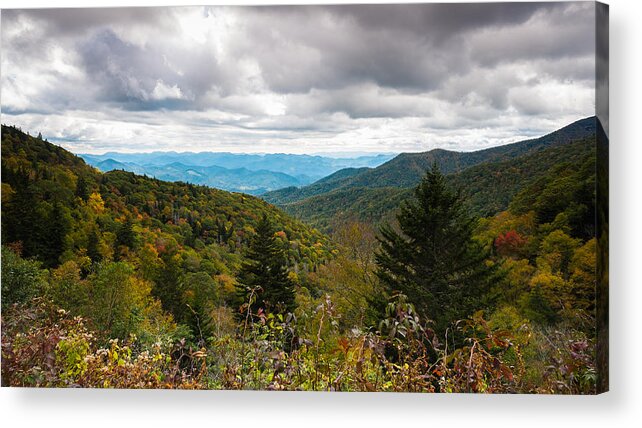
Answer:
[263, 116, 596, 206]
[1, 122, 601, 393]
[274, 121, 596, 232]
[1, 125, 329, 266]
[1, 125, 331, 342]
[261, 167, 371, 205]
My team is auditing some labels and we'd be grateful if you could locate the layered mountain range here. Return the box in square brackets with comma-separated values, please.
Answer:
[262, 117, 599, 231]
[79, 152, 395, 195]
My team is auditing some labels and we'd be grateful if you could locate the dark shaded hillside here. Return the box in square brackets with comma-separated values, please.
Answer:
[2, 125, 93, 172]
[263, 116, 596, 206]
[285, 186, 408, 231]
[281, 124, 596, 232]
[262, 167, 370, 204]
[347, 116, 596, 189]
[450, 136, 595, 217]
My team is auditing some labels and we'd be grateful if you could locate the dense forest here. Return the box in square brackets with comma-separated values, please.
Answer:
[264, 117, 597, 231]
[1, 121, 602, 393]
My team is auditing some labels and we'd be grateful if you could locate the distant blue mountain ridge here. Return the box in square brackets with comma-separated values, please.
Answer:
[80, 152, 395, 195]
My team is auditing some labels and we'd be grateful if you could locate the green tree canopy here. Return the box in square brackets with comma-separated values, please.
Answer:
[1, 246, 48, 311]
[375, 165, 497, 337]
[236, 214, 296, 317]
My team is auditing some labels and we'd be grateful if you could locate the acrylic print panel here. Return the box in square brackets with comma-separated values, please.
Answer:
[0, 2, 608, 394]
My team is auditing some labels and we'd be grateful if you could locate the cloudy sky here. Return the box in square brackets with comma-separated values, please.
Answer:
[1, 2, 597, 154]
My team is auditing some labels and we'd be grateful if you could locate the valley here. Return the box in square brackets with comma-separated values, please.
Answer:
[1, 118, 603, 392]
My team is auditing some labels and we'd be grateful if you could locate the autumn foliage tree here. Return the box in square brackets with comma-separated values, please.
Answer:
[494, 229, 527, 258]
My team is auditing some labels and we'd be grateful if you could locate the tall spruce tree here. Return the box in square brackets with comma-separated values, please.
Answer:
[44, 202, 71, 267]
[75, 175, 90, 202]
[375, 164, 496, 337]
[3, 167, 36, 254]
[236, 214, 295, 317]
[115, 218, 136, 250]
[87, 228, 102, 263]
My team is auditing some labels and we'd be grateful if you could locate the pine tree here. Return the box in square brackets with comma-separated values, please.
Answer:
[87, 228, 102, 263]
[523, 284, 559, 325]
[3, 167, 36, 252]
[375, 164, 496, 337]
[153, 252, 185, 320]
[115, 218, 136, 249]
[75, 175, 90, 201]
[39, 202, 71, 267]
[236, 214, 295, 318]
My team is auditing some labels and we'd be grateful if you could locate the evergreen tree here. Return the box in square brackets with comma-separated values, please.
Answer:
[153, 251, 185, 321]
[41, 202, 71, 267]
[2, 167, 36, 252]
[182, 271, 218, 341]
[236, 214, 295, 318]
[375, 165, 496, 337]
[115, 218, 136, 249]
[523, 284, 559, 325]
[75, 175, 90, 201]
[87, 228, 102, 263]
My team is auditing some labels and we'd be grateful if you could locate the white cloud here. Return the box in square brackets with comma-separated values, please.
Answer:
[150, 80, 185, 101]
[1, 4, 597, 154]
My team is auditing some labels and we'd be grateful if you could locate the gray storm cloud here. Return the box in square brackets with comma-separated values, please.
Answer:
[1, 2, 598, 154]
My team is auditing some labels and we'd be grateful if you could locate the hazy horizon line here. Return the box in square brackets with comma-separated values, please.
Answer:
[2, 114, 594, 158]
